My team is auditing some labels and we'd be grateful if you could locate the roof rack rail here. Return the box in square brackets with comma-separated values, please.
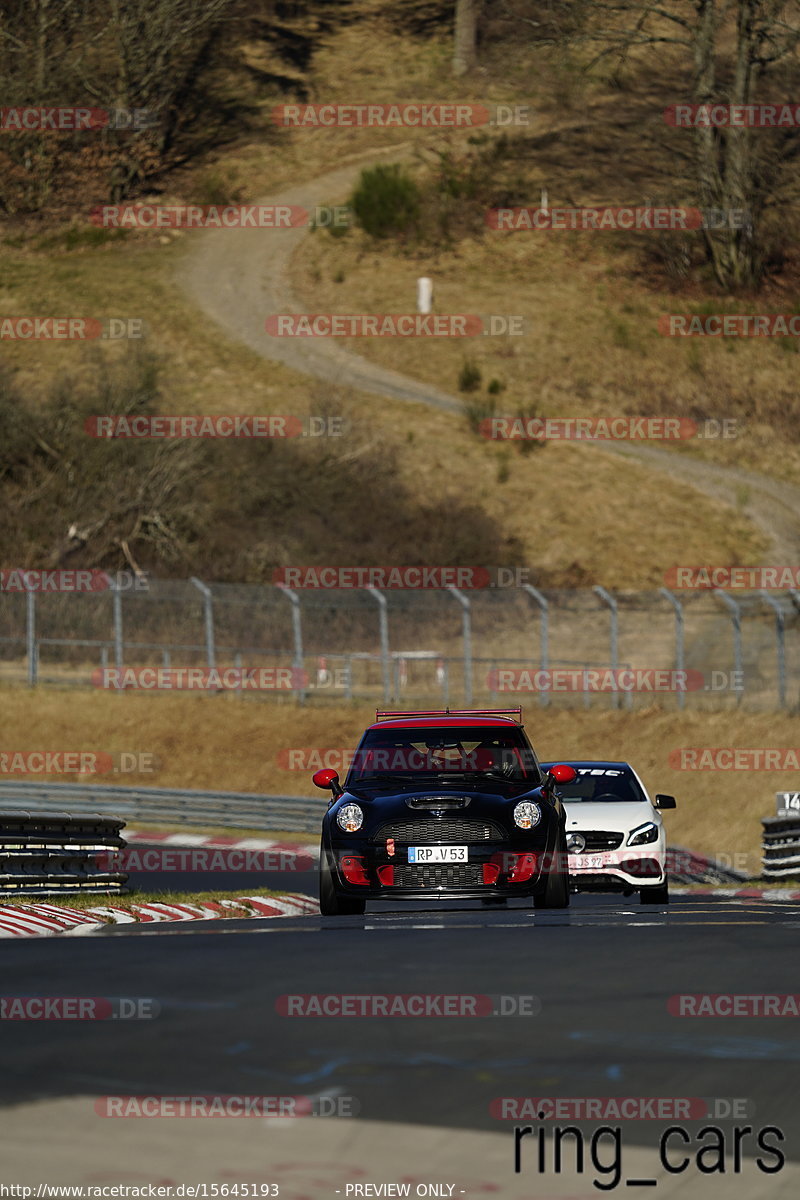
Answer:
[374, 708, 523, 722]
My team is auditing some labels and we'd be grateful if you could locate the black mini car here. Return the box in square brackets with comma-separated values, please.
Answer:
[313, 708, 577, 915]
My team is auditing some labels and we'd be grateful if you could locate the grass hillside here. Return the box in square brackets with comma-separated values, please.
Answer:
[0, 5, 788, 584]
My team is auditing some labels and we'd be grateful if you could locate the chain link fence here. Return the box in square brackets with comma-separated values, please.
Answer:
[1, 580, 798, 710]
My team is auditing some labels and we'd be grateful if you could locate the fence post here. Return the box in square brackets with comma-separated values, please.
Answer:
[110, 578, 124, 671]
[366, 586, 391, 703]
[276, 583, 305, 705]
[522, 584, 549, 707]
[659, 587, 685, 711]
[712, 589, 743, 704]
[447, 586, 473, 705]
[26, 589, 37, 687]
[190, 577, 216, 669]
[593, 586, 619, 710]
[759, 590, 786, 709]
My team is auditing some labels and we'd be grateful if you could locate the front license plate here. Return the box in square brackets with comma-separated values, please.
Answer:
[408, 846, 468, 863]
[570, 855, 608, 870]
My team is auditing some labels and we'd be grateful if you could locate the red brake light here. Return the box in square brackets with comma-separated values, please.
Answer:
[377, 865, 395, 886]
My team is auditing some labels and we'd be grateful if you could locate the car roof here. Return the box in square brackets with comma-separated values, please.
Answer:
[366, 716, 523, 731]
[540, 760, 632, 770]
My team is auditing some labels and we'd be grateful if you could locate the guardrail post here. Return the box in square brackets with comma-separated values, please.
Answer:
[659, 587, 685, 711]
[447, 586, 473, 705]
[366, 586, 391, 703]
[712, 589, 743, 704]
[276, 583, 305, 705]
[110, 577, 124, 671]
[190, 577, 216, 669]
[593, 586, 620, 710]
[26, 589, 37, 687]
[522, 584, 549, 708]
[759, 590, 786, 709]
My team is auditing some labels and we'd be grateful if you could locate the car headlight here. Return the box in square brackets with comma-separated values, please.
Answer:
[336, 803, 363, 833]
[627, 821, 659, 846]
[513, 801, 542, 830]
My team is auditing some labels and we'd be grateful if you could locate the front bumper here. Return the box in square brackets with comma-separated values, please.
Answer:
[324, 837, 555, 900]
[568, 847, 666, 889]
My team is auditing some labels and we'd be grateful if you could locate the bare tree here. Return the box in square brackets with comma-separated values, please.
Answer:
[453, 0, 480, 74]
[582, 2, 800, 288]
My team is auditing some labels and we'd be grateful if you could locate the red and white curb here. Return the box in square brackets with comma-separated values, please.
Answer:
[0, 893, 318, 939]
[672, 886, 800, 900]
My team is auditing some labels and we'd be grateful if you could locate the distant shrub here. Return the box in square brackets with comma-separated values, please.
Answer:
[350, 164, 421, 239]
[461, 394, 496, 436]
[458, 359, 482, 394]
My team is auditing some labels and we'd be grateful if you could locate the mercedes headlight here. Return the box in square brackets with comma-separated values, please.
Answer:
[513, 801, 542, 830]
[336, 803, 363, 833]
[627, 821, 658, 846]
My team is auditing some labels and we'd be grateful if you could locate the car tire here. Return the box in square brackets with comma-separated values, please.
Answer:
[534, 830, 570, 909]
[640, 881, 670, 905]
[319, 846, 366, 916]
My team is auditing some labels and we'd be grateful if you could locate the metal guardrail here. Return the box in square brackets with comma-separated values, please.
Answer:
[762, 792, 800, 879]
[0, 810, 128, 896]
[666, 846, 748, 886]
[0, 782, 327, 834]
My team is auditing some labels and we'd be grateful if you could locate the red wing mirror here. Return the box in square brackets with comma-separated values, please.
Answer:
[312, 768, 340, 791]
[548, 763, 577, 784]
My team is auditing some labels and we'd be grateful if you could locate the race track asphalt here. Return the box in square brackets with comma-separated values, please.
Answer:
[0, 891, 798, 1197]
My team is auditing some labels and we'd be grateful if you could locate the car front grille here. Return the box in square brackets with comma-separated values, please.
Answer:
[572, 830, 624, 851]
[390, 863, 484, 889]
[568, 873, 628, 890]
[373, 819, 506, 844]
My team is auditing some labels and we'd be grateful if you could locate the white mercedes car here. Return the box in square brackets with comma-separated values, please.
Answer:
[540, 759, 676, 904]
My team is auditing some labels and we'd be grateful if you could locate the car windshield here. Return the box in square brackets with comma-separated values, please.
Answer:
[346, 725, 541, 786]
[554, 766, 646, 803]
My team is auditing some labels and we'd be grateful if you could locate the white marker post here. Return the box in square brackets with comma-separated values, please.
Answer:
[417, 276, 433, 314]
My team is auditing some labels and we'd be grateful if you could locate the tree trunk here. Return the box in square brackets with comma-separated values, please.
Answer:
[453, 0, 478, 76]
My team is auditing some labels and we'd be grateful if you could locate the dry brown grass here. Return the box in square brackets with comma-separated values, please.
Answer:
[0, 12, 788, 585]
[0, 687, 789, 872]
